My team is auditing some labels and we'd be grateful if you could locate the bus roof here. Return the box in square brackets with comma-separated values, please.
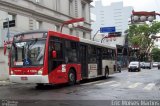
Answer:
[13, 30, 116, 49]
[49, 31, 116, 49]
[80, 37, 116, 49]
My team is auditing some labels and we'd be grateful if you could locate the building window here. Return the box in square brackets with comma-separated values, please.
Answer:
[35, 0, 40, 3]
[36, 21, 42, 29]
[82, 2, 86, 19]
[8, 13, 16, 21]
[55, 0, 60, 11]
[69, 0, 73, 16]
[83, 32, 86, 38]
[35, 0, 43, 5]
[55, 25, 60, 32]
[7, 13, 16, 27]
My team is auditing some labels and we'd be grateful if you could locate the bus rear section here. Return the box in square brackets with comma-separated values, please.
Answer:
[9, 31, 116, 85]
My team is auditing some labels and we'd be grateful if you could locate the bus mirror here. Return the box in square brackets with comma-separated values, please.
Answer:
[52, 51, 57, 58]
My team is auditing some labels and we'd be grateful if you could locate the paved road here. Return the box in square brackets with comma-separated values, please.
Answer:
[0, 68, 160, 105]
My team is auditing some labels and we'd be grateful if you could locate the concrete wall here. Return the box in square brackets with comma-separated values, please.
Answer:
[0, 0, 92, 80]
[0, 48, 9, 81]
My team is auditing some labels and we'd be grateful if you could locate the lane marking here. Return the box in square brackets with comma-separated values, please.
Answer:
[128, 82, 142, 89]
[80, 80, 106, 86]
[110, 83, 121, 87]
[95, 81, 116, 86]
[143, 83, 155, 91]
[128, 73, 139, 77]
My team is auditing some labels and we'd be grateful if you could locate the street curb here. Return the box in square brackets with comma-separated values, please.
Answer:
[122, 68, 127, 70]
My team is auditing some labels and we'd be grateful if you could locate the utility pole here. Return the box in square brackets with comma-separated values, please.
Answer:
[6, 18, 10, 41]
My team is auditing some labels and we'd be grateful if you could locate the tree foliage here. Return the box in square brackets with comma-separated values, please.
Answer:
[126, 21, 160, 61]
[151, 48, 160, 62]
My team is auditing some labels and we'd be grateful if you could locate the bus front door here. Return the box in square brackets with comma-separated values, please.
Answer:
[97, 48, 102, 75]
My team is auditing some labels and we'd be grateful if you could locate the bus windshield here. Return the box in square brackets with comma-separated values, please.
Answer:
[11, 39, 46, 67]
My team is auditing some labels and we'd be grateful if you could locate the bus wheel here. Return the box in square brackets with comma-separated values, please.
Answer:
[104, 67, 109, 78]
[68, 69, 76, 85]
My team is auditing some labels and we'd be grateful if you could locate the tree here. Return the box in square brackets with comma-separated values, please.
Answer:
[126, 21, 160, 61]
[151, 48, 160, 62]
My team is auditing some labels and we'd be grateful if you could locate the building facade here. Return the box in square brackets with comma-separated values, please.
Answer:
[0, 0, 92, 80]
[91, 1, 132, 47]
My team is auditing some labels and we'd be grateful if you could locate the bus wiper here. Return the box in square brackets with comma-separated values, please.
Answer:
[28, 38, 38, 49]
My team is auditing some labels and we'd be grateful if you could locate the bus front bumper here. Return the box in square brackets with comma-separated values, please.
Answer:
[9, 75, 49, 84]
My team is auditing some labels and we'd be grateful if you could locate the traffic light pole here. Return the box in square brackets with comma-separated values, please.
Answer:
[92, 30, 100, 41]
[101, 37, 106, 43]
[60, 18, 84, 33]
[6, 18, 10, 41]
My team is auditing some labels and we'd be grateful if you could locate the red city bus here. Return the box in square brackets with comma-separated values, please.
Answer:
[8, 30, 117, 86]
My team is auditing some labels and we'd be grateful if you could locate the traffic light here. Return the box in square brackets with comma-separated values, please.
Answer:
[131, 11, 156, 23]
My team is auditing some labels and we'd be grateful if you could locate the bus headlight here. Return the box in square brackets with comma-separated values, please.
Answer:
[11, 71, 14, 75]
[37, 69, 43, 75]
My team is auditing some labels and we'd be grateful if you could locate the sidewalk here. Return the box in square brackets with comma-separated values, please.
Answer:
[0, 80, 13, 86]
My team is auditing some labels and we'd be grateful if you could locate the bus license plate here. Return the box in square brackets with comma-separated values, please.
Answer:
[21, 77, 28, 80]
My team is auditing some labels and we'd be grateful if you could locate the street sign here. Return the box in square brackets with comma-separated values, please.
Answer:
[108, 32, 122, 37]
[3, 20, 15, 28]
[100, 27, 116, 33]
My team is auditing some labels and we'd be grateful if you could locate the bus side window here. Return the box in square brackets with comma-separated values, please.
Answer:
[102, 48, 109, 59]
[113, 50, 116, 60]
[65, 41, 78, 63]
[88, 45, 97, 63]
[49, 41, 63, 59]
[48, 37, 63, 72]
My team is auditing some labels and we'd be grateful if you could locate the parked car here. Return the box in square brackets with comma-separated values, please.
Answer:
[128, 61, 141, 72]
[158, 63, 160, 69]
[153, 62, 158, 67]
[142, 62, 152, 69]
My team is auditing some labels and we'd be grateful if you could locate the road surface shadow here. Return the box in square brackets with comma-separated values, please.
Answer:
[35, 76, 115, 90]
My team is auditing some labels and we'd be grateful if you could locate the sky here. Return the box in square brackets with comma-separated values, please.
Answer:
[92, 0, 160, 12]
[92, 0, 160, 46]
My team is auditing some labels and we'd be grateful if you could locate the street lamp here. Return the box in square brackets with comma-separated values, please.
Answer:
[131, 10, 160, 23]
[92, 29, 100, 41]
[60, 17, 85, 33]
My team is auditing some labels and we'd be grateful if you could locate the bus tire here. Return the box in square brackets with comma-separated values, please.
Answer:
[104, 67, 109, 78]
[119, 69, 121, 73]
[68, 69, 76, 85]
